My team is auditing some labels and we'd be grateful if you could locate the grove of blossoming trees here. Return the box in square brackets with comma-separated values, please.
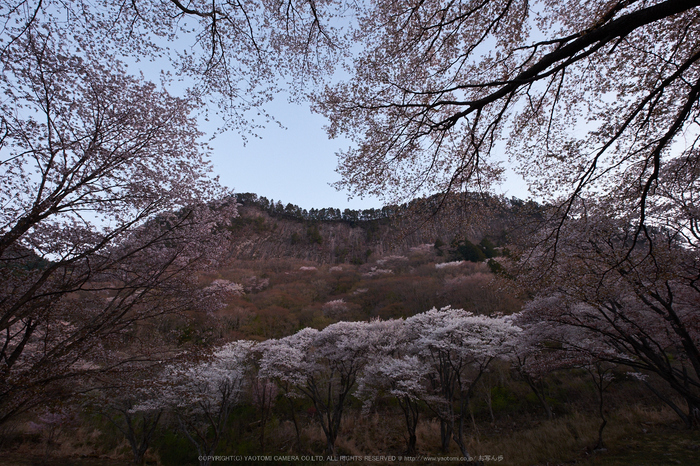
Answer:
[125, 309, 519, 462]
[120, 296, 693, 461]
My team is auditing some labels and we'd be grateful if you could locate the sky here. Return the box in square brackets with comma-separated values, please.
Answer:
[206, 99, 383, 210]
[203, 98, 531, 212]
[136, 30, 532, 213]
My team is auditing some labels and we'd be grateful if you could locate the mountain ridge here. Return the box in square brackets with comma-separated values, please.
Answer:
[226, 192, 542, 263]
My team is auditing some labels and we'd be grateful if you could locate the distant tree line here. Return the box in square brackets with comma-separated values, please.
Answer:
[234, 192, 539, 226]
[234, 193, 399, 224]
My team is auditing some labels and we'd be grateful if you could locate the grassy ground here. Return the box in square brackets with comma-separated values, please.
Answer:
[464, 407, 700, 466]
[1, 388, 697, 466]
[1, 426, 699, 466]
[576, 426, 700, 466]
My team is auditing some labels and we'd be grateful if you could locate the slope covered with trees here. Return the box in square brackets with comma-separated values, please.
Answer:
[2, 204, 698, 464]
[226, 192, 539, 264]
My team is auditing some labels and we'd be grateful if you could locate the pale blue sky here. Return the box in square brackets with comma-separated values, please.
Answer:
[206, 99, 384, 210]
[206, 98, 531, 211]
[136, 52, 530, 212]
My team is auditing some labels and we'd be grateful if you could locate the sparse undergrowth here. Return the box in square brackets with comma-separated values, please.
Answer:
[2, 401, 698, 465]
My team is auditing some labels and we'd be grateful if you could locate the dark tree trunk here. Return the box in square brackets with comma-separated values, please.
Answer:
[523, 374, 553, 420]
[399, 396, 419, 455]
[440, 419, 452, 453]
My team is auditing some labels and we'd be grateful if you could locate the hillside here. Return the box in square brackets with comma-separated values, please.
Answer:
[225, 192, 541, 264]
[200, 245, 520, 344]
[162, 191, 530, 343]
[3, 192, 698, 466]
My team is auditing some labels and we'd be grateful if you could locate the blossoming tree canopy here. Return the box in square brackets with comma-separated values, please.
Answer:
[0, 28, 236, 425]
[317, 0, 700, 223]
[134, 341, 255, 464]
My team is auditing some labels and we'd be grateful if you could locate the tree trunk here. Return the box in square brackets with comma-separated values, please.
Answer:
[595, 380, 607, 450]
[286, 394, 301, 448]
[399, 396, 419, 455]
[407, 433, 417, 456]
[523, 375, 553, 420]
[440, 419, 452, 453]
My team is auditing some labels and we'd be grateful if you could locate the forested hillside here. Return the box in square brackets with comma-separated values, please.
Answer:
[225, 192, 540, 263]
[2, 193, 698, 466]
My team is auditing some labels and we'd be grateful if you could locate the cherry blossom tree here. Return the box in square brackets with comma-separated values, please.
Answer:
[315, 0, 700, 234]
[0, 0, 343, 132]
[256, 328, 322, 444]
[0, 29, 237, 426]
[510, 338, 551, 420]
[257, 319, 401, 456]
[512, 315, 620, 447]
[403, 308, 520, 457]
[138, 341, 255, 466]
[358, 354, 429, 455]
[94, 393, 163, 465]
[516, 204, 700, 428]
